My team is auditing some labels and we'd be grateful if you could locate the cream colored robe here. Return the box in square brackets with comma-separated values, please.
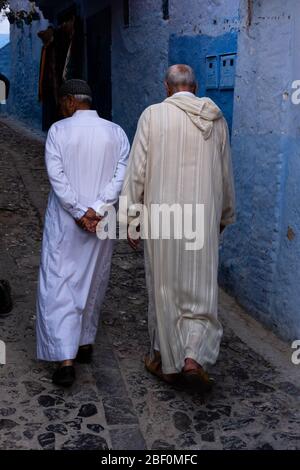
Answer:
[121, 93, 235, 374]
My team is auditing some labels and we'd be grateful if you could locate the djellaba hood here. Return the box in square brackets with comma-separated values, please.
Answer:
[164, 94, 223, 140]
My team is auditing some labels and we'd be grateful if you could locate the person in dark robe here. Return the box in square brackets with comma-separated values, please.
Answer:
[38, 17, 84, 131]
[38, 26, 59, 131]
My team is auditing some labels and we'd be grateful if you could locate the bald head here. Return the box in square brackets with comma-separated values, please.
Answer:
[164, 64, 197, 96]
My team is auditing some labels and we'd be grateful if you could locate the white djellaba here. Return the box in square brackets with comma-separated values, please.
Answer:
[36, 109, 130, 361]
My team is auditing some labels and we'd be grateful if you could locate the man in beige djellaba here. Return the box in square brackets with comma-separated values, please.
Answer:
[121, 64, 235, 389]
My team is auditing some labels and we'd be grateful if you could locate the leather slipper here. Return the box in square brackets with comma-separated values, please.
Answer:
[182, 367, 214, 391]
[144, 354, 179, 385]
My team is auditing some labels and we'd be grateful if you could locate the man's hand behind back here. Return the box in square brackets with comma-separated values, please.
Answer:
[76, 208, 102, 234]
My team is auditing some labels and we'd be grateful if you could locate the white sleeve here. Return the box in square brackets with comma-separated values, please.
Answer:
[91, 127, 130, 215]
[45, 125, 88, 219]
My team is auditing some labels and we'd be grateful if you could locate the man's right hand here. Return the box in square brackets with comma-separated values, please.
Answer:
[127, 225, 140, 251]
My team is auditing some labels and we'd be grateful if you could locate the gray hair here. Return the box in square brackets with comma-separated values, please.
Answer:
[165, 64, 197, 91]
[73, 94, 93, 105]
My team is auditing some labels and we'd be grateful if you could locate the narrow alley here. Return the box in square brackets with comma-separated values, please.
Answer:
[0, 117, 299, 451]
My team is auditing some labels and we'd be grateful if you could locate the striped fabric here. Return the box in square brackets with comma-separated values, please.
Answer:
[121, 94, 235, 374]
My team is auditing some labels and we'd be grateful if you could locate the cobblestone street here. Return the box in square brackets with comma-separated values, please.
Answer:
[0, 117, 299, 450]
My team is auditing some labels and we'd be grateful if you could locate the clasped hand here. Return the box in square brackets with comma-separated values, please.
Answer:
[76, 208, 102, 234]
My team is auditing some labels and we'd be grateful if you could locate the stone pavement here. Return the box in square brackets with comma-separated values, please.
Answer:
[0, 117, 299, 450]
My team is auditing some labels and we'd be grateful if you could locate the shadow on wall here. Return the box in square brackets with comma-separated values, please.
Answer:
[0, 39, 11, 110]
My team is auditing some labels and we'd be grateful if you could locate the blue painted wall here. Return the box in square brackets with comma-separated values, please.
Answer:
[7, 22, 44, 128]
[5, 0, 48, 128]
[169, 32, 238, 131]
[110, 0, 240, 141]
[0, 43, 11, 79]
[0, 43, 11, 112]
[219, 0, 300, 342]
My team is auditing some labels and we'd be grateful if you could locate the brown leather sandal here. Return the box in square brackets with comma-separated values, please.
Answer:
[182, 367, 214, 391]
[144, 353, 179, 384]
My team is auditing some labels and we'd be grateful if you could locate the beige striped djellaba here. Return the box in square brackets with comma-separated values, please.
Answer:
[120, 93, 236, 374]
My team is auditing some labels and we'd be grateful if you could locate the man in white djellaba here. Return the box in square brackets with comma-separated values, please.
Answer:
[36, 79, 130, 387]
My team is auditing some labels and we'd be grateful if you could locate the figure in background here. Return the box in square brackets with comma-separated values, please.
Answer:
[38, 17, 84, 130]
